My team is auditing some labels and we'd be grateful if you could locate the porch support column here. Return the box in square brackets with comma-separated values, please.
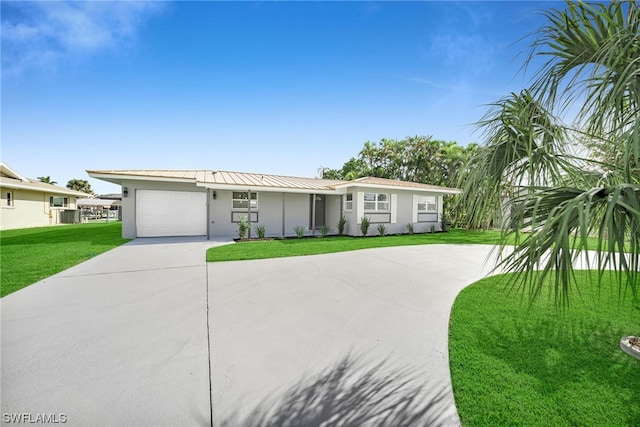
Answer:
[247, 189, 252, 239]
[282, 193, 286, 237]
[206, 189, 211, 240]
[311, 193, 317, 236]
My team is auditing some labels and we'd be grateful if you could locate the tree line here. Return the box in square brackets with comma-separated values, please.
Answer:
[38, 176, 93, 195]
[322, 137, 476, 188]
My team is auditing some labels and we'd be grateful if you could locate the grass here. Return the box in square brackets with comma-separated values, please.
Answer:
[0, 222, 129, 297]
[207, 228, 608, 263]
[207, 229, 505, 262]
[449, 271, 640, 427]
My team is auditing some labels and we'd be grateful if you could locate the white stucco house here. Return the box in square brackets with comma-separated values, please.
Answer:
[0, 162, 90, 230]
[87, 169, 461, 239]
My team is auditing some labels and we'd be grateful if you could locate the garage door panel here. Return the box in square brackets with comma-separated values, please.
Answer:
[136, 190, 206, 237]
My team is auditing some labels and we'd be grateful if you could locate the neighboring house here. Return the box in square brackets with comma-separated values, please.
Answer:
[0, 162, 90, 230]
[86, 169, 461, 239]
[76, 194, 122, 221]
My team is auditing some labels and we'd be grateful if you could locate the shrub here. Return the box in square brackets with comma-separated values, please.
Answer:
[376, 223, 387, 236]
[406, 223, 415, 234]
[430, 224, 436, 233]
[360, 217, 371, 236]
[319, 225, 330, 237]
[337, 216, 347, 235]
[294, 225, 306, 238]
[441, 212, 449, 232]
[255, 224, 266, 238]
[238, 216, 250, 240]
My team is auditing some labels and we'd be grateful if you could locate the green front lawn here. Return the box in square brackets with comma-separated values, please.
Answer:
[449, 271, 640, 426]
[0, 222, 129, 297]
[206, 229, 505, 262]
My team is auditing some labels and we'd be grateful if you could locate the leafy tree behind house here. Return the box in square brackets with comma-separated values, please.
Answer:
[323, 137, 477, 226]
[66, 179, 94, 195]
[323, 136, 476, 187]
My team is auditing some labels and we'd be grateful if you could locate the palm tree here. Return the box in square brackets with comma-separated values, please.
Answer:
[460, 0, 639, 307]
[37, 176, 57, 185]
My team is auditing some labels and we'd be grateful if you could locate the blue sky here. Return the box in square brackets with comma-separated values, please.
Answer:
[2, 1, 555, 195]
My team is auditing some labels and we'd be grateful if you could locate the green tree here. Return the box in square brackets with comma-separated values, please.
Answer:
[66, 179, 94, 194]
[459, 0, 639, 307]
[324, 136, 473, 187]
[37, 176, 57, 185]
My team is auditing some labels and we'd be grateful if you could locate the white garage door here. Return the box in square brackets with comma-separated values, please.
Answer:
[136, 190, 207, 237]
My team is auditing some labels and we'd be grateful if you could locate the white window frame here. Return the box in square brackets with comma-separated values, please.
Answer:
[417, 195, 437, 213]
[49, 196, 68, 208]
[2, 191, 13, 208]
[232, 191, 258, 210]
[363, 192, 390, 212]
[344, 193, 353, 211]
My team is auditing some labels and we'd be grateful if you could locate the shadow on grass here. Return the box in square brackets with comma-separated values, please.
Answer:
[450, 273, 640, 426]
[486, 315, 640, 384]
[217, 354, 456, 427]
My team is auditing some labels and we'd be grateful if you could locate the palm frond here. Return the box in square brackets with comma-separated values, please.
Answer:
[498, 184, 640, 307]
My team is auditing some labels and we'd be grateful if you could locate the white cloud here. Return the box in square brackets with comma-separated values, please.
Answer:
[1, 1, 165, 76]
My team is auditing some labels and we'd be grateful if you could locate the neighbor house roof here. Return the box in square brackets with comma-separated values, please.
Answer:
[76, 198, 121, 207]
[86, 169, 462, 195]
[0, 161, 91, 198]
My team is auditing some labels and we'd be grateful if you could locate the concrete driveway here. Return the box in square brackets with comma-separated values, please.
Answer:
[2, 239, 498, 426]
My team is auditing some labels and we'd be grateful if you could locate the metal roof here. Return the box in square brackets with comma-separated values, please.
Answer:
[333, 176, 462, 193]
[86, 169, 462, 194]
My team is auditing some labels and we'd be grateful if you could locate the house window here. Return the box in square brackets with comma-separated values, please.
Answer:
[417, 196, 437, 212]
[232, 192, 258, 210]
[49, 196, 68, 208]
[344, 193, 353, 210]
[1, 191, 12, 207]
[364, 193, 389, 211]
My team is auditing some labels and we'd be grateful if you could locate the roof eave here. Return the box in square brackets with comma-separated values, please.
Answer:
[87, 172, 196, 185]
[195, 182, 338, 195]
[333, 182, 462, 194]
[0, 181, 91, 197]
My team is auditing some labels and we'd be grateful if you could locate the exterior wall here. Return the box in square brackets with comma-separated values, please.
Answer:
[117, 179, 446, 239]
[0, 189, 79, 230]
[282, 193, 310, 236]
[209, 190, 313, 239]
[119, 180, 207, 239]
[325, 195, 342, 235]
[340, 186, 443, 236]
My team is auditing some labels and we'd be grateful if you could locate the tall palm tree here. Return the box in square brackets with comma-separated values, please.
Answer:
[460, 0, 639, 307]
[37, 176, 57, 185]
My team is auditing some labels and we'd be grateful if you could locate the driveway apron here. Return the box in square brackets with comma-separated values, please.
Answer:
[208, 244, 498, 426]
[1, 237, 225, 427]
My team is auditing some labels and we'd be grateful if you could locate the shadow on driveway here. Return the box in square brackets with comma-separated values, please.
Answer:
[219, 353, 453, 427]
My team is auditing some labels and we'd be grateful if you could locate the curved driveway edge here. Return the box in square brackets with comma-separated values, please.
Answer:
[208, 244, 499, 426]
